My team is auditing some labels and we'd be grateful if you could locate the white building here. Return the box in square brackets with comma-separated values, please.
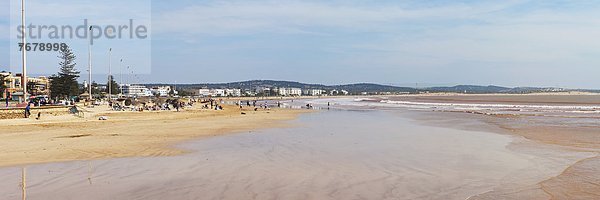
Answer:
[303, 89, 325, 96]
[198, 89, 211, 97]
[122, 84, 152, 97]
[278, 87, 302, 96]
[330, 89, 349, 95]
[213, 89, 226, 97]
[150, 86, 173, 97]
[198, 88, 241, 97]
[255, 87, 271, 95]
[225, 88, 242, 97]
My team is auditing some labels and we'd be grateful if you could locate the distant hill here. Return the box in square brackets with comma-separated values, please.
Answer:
[426, 85, 511, 94]
[143, 80, 592, 95]
[425, 85, 574, 94]
[333, 83, 417, 93]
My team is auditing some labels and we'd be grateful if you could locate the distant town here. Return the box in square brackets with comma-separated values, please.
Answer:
[3, 71, 598, 104]
[1, 71, 350, 101]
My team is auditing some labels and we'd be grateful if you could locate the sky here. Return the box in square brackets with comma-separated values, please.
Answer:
[1, 0, 600, 89]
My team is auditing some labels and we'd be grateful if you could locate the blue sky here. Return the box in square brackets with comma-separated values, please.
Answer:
[2, 0, 600, 88]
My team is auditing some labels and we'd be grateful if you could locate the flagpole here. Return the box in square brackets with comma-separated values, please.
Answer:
[21, 0, 28, 103]
[108, 48, 112, 101]
[119, 59, 123, 96]
[88, 26, 93, 100]
[127, 66, 130, 87]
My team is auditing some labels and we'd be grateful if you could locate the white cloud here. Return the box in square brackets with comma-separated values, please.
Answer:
[6, 0, 153, 43]
[151, 0, 600, 63]
[149, 1, 600, 87]
[239, 1, 600, 65]
[152, 1, 524, 36]
[5, 0, 153, 75]
[10, 0, 589, 87]
[9, 0, 151, 25]
[374, 17, 600, 64]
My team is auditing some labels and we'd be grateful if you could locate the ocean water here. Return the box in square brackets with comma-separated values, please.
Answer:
[0, 103, 590, 200]
[298, 96, 600, 129]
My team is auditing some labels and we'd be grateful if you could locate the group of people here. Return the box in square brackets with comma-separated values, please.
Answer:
[201, 98, 224, 110]
[305, 102, 330, 109]
[201, 99, 270, 111]
[173, 100, 194, 112]
[236, 100, 285, 111]
[109, 98, 197, 112]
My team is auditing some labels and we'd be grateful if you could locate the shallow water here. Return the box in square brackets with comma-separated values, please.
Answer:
[0, 109, 587, 200]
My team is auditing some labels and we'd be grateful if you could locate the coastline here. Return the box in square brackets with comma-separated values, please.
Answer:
[0, 104, 310, 167]
[1, 94, 598, 199]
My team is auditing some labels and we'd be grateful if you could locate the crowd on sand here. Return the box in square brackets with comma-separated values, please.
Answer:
[12, 97, 201, 119]
[11, 96, 327, 120]
[109, 98, 198, 112]
[235, 100, 284, 111]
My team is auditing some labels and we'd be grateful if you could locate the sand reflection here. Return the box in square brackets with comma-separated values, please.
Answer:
[0, 110, 590, 200]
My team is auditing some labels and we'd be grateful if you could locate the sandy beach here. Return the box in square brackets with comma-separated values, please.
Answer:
[4, 0, 598, 198]
[2, 107, 588, 200]
[0, 104, 308, 167]
[0, 94, 598, 199]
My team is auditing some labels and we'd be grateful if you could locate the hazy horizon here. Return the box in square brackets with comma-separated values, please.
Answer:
[14, 75, 597, 90]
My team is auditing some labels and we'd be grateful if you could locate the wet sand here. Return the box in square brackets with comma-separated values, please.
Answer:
[395, 111, 600, 200]
[314, 94, 600, 199]
[1, 94, 598, 199]
[477, 116, 600, 199]
[0, 109, 593, 200]
[0, 105, 308, 167]
[393, 93, 600, 105]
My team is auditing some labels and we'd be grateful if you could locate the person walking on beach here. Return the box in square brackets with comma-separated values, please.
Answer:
[24, 102, 31, 118]
[5, 93, 10, 108]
